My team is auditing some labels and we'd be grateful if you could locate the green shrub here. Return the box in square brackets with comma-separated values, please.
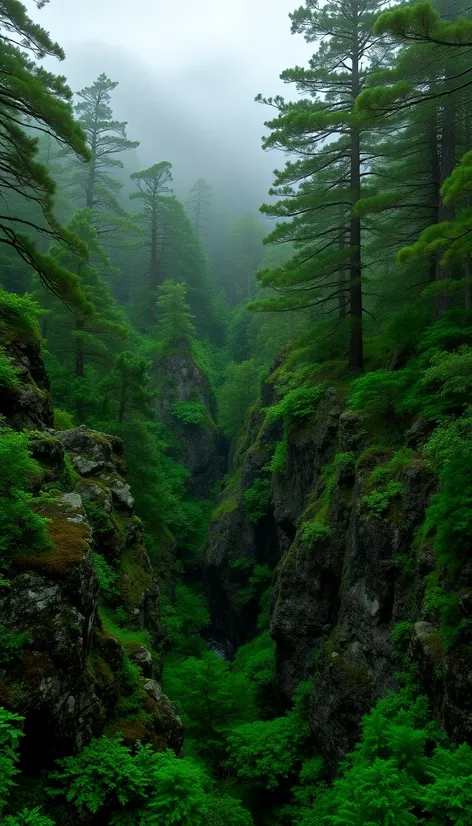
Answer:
[264, 384, 325, 425]
[0, 707, 24, 813]
[53, 408, 75, 431]
[299, 520, 332, 548]
[0, 349, 19, 390]
[0, 430, 51, 558]
[49, 736, 213, 825]
[163, 651, 257, 765]
[171, 401, 208, 426]
[4, 809, 54, 826]
[350, 369, 417, 423]
[0, 290, 42, 345]
[362, 480, 404, 518]
[423, 455, 472, 570]
[0, 626, 31, 666]
[391, 621, 413, 655]
[267, 436, 288, 473]
[236, 565, 272, 606]
[93, 553, 118, 602]
[160, 584, 210, 655]
[244, 478, 271, 523]
[228, 681, 311, 790]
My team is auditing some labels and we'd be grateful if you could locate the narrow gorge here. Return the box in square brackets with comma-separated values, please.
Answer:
[1, 0, 472, 823]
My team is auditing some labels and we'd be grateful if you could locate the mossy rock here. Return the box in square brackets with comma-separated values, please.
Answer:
[16, 499, 91, 576]
[116, 544, 153, 615]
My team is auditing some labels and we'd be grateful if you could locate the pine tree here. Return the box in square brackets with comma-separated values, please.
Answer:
[41, 209, 128, 421]
[356, 0, 472, 316]
[255, 0, 387, 370]
[70, 74, 140, 215]
[0, 0, 90, 306]
[130, 162, 173, 293]
[154, 280, 197, 348]
[186, 179, 213, 238]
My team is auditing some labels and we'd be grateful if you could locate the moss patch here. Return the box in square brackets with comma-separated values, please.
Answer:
[16, 500, 90, 576]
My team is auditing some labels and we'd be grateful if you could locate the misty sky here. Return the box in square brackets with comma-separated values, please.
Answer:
[26, 0, 313, 212]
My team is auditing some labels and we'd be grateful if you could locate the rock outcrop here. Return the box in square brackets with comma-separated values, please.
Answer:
[203, 371, 472, 771]
[0, 337, 183, 768]
[152, 350, 223, 499]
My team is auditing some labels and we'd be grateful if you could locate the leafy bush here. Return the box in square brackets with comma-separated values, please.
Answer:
[171, 401, 208, 426]
[0, 348, 19, 390]
[160, 584, 210, 655]
[362, 480, 404, 518]
[0, 707, 23, 813]
[423, 455, 472, 570]
[0, 289, 42, 345]
[391, 621, 413, 655]
[4, 809, 54, 826]
[267, 436, 288, 473]
[244, 478, 271, 523]
[49, 736, 213, 826]
[235, 565, 272, 606]
[264, 384, 325, 425]
[299, 519, 332, 548]
[350, 369, 417, 424]
[53, 408, 75, 431]
[228, 681, 311, 790]
[163, 651, 257, 763]
[0, 625, 31, 666]
[93, 552, 118, 602]
[0, 430, 51, 558]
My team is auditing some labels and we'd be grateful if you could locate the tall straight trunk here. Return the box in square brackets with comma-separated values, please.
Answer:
[349, 9, 363, 371]
[150, 203, 158, 291]
[338, 218, 348, 319]
[86, 106, 99, 209]
[428, 114, 440, 284]
[435, 92, 456, 317]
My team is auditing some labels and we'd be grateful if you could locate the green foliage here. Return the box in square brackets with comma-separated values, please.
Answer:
[0, 430, 51, 558]
[363, 480, 405, 518]
[155, 280, 197, 348]
[0, 707, 23, 814]
[53, 408, 74, 431]
[3, 809, 55, 826]
[0, 626, 31, 666]
[423, 455, 472, 570]
[243, 478, 271, 523]
[171, 401, 208, 426]
[0, 290, 42, 346]
[264, 385, 325, 425]
[93, 553, 118, 602]
[299, 520, 332, 548]
[236, 565, 273, 606]
[228, 681, 311, 790]
[391, 621, 413, 655]
[49, 735, 219, 825]
[160, 584, 210, 655]
[0, 348, 19, 390]
[267, 436, 288, 473]
[163, 651, 257, 763]
[234, 629, 276, 710]
[218, 360, 262, 438]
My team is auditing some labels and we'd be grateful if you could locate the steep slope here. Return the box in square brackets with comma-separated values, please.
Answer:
[203, 365, 471, 771]
[0, 324, 183, 772]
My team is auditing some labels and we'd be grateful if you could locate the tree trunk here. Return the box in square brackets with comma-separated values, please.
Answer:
[338, 220, 348, 319]
[435, 93, 456, 317]
[150, 203, 158, 292]
[349, 10, 363, 372]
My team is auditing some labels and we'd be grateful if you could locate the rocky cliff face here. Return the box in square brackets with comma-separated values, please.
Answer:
[0, 336, 183, 769]
[153, 351, 223, 499]
[203, 374, 471, 771]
